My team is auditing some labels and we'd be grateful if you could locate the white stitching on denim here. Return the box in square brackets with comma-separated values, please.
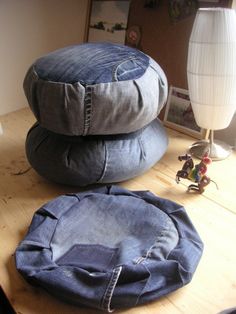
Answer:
[133, 220, 175, 264]
[102, 266, 122, 312]
[112, 57, 142, 82]
[83, 86, 92, 135]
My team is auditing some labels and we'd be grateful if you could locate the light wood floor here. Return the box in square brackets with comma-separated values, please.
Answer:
[0, 108, 236, 314]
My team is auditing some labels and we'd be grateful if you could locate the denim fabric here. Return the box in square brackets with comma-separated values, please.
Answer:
[25, 119, 168, 186]
[23, 42, 168, 136]
[15, 186, 203, 312]
[34, 42, 149, 84]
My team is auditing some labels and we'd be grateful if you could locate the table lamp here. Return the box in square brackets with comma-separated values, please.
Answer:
[187, 8, 236, 160]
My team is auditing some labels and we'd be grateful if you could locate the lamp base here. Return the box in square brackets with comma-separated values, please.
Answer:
[189, 139, 232, 160]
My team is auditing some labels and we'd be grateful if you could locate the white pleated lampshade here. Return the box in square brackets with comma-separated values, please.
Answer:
[187, 8, 236, 130]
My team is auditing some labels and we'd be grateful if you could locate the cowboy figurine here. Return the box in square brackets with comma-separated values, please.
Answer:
[176, 152, 216, 193]
[188, 153, 211, 183]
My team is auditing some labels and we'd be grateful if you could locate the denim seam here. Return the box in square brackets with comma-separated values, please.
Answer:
[97, 140, 108, 182]
[34, 134, 49, 153]
[68, 193, 81, 201]
[149, 64, 159, 75]
[134, 222, 175, 264]
[138, 135, 146, 161]
[29, 68, 41, 122]
[112, 57, 143, 82]
[20, 240, 49, 248]
[133, 79, 143, 105]
[42, 196, 78, 219]
[47, 198, 80, 261]
[101, 266, 122, 312]
[65, 144, 72, 167]
[134, 264, 151, 306]
[149, 64, 165, 87]
[83, 86, 92, 135]
[134, 232, 165, 264]
[32, 66, 39, 79]
[33, 66, 77, 85]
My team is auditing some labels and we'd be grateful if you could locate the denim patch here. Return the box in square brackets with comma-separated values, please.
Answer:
[57, 244, 118, 272]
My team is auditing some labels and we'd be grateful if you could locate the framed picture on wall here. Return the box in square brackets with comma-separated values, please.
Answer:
[164, 86, 204, 139]
[168, 0, 198, 23]
[85, 0, 130, 44]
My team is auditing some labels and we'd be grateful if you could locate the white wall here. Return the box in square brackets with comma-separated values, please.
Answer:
[0, 0, 89, 116]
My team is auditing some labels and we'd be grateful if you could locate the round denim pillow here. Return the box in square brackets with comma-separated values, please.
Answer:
[25, 119, 168, 186]
[23, 42, 168, 136]
[15, 185, 203, 311]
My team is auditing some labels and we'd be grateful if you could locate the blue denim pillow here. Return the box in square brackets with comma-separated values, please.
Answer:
[25, 119, 168, 186]
[23, 42, 168, 136]
[35, 42, 149, 84]
[15, 186, 203, 311]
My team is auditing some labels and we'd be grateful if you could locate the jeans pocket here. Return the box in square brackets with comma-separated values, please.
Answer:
[113, 57, 148, 81]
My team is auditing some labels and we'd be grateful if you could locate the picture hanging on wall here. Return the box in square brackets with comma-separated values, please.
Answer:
[168, 0, 198, 23]
[164, 86, 204, 139]
[86, 0, 130, 44]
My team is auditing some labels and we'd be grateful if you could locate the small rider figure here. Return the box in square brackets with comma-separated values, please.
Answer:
[188, 154, 211, 183]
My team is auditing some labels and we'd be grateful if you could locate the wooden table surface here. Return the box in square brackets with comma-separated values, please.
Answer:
[0, 108, 236, 314]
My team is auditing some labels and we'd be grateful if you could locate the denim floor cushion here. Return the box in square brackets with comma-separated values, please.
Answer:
[15, 186, 203, 312]
[25, 119, 168, 186]
[23, 42, 168, 136]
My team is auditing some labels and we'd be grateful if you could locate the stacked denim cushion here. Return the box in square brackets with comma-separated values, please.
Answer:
[24, 42, 168, 186]
[15, 186, 204, 311]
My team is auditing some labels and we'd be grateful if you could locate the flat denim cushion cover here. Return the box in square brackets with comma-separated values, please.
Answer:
[15, 186, 204, 312]
[25, 119, 168, 186]
[23, 42, 168, 136]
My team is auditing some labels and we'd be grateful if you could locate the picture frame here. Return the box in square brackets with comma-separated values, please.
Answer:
[164, 86, 204, 139]
[85, 0, 130, 44]
[168, 0, 198, 23]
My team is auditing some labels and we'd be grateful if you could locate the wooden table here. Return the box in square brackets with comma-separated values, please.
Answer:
[0, 108, 236, 314]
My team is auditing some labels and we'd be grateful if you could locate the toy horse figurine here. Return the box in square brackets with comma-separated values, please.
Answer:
[176, 153, 213, 193]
